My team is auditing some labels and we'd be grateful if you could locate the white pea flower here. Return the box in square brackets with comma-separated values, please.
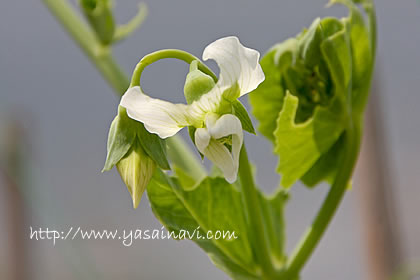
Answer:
[120, 36, 265, 183]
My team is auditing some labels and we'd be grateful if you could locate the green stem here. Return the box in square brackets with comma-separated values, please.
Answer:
[166, 137, 206, 181]
[43, 0, 128, 94]
[130, 49, 218, 87]
[238, 145, 275, 279]
[282, 122, 361, 279]
[42, 0, 205, 174]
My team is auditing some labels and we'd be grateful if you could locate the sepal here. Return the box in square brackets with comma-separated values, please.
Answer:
[103, 106, 170, 207]
[183, 60, 216, 104]
[232, 100, 255, 135]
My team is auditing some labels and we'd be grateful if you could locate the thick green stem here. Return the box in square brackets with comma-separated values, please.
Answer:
[130, 49, 218, 87]
[42, 0, 205, 174]
[282, 122, 361, 279]
[238, 145, 275, 279]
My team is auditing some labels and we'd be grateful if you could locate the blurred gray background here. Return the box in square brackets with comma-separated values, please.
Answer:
[0, 0, 419, 279]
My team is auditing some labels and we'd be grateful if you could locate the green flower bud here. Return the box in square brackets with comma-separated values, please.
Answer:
[79, 0, 115, 45]
[116, 139, 155, 208]
[183, 60, 215, 104]
[103, 106, 170, 208]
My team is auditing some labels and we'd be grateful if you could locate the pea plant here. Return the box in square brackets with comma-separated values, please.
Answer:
[43, 0, 376, 279]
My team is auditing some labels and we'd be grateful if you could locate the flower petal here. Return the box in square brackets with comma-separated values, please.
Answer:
[195, 114, 243, 183]
[207, 114, 243, 140]
[207, 114, 243, 179]
[120, 86, 192, 138]
[194, 128, 211, 152]
[202, 36, 265, 98]
[204, 139, 237, 183]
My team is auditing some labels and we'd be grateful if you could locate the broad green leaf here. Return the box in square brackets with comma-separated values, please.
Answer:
[147, 171, 288, 279]
[249, 47, 286, 142]
[148, 171, 257, 279]
[250, 0, 375, 189]
[301, 133, 346, 187]
[232, 100, 255, 134]
[274, 93, 346, 187]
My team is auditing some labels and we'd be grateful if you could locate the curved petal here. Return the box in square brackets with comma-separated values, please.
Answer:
[207, 114, 243, 141]
[202, 36, 265, 98]
[120, 86, 192, 138]
[204, 139, 237, 183]
[207, 114, 243, 180]
[194, 128, 211, 152]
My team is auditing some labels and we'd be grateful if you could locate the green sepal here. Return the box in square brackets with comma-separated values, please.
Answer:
[103, 106, 170, 171]
[103, 108, 136, 171]
[232, 100, 255, 134]
[136, 121, 170, 170]
[79, 0, 115, 45]
[184, 60, 216, 104]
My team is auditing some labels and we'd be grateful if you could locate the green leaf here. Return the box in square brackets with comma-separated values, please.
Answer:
[298, 18, 323, 67]
[320, 27, 352, 101]
[274, 92, 346, 187]
[148, 171, 257, 279]
[147, 171, 288, 279]
[249, 1, 375, 189]
[301, 133, 346, 187]
[249, 46, 286, 142]
[336, 0, 375, 113]
[258, 190, 288, 264]
[232, 100, 255, 134]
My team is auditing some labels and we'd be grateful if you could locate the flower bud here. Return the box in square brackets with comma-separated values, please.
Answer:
[116, 140, 156, 208]
[184, 60, 215, 104]
[103, 106, 169, 208]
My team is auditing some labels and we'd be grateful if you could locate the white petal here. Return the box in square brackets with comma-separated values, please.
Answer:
[207, 114, 243, 141]
[202, 36, 265, 98]
[203, 139, 237, 183]
[120, 86, 192, 138]
[188, 88, 222, 120]
[207, 114, 243, 177]
[194, 128, 211, 152]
